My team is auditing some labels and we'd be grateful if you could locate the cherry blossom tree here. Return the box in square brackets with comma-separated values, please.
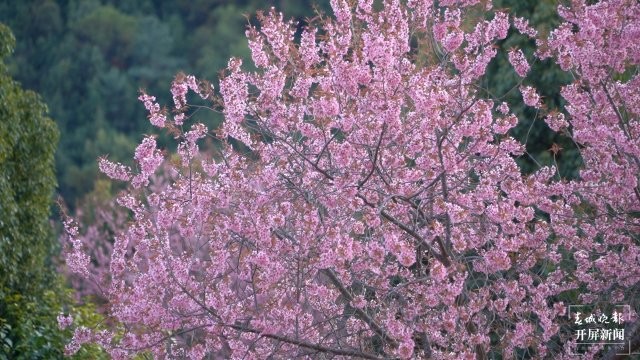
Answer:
[62, 0, 639, 358]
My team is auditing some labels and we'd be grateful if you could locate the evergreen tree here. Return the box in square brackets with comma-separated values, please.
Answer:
[0, 23, 65, 359]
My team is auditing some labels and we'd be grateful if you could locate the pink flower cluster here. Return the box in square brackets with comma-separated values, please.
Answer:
[520, 85, 541, 107]
[508, 48, 530, 77]
[545, 111, 568, 131]
[170, 74, 201, 110]
[62, 218, 90, 277]
[138, 92, 166, 128]
[98, 157, 131, 181]
[63, 1, 640, 359]
[513, 16, 538, 38]
[57, 313, 73, 330]
[131, 136, 163, 188]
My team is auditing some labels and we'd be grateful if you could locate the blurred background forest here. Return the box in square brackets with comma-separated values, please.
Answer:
[0, 0, 580, 357]
[0, 0, 335, 210]
[0, 0, 576, 211]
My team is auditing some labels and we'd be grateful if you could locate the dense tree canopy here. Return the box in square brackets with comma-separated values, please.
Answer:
[0, 22, 112, 360]
[61, 0, 640, 359]
[0, 22, 65, 359]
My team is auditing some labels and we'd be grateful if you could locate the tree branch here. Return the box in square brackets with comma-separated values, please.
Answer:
[358, 123, 387, 190]
[173, 268, 384, 359]
[227, 323, 384, 359]
[600, 80, 631, 140]
[356, 193, 451, 267]
[320, 268, 399, 349]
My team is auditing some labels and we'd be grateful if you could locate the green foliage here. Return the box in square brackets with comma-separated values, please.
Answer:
[0, 284, 111, 359]
[486, 0, 581, 178]
[0, 22, 95, 359]
[66, 301, 110, 360]
[0, 22, 59, 298]
[0, 290, 64, 359]
[0, 0, 330, 208]
[71, 5, 137, 67]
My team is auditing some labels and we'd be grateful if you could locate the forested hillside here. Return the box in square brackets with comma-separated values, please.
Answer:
[0, 0, 577, 210]
[0, 0, 329, 207]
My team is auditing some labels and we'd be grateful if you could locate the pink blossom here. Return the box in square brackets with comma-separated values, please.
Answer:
[63, 1, 640, 359]
[171, 81, 188, 110]
[300, 28, 320, 68]
[397, 338, 415, 359]
[258, 8, 294, 64]
[139, 91, 166, 127]
[247, 28, 269, 68]
[520, 85, 541, 107]
[57, 313, 73, 329]
[330, 0, 351, 25]
[62, 218, 90, 276]
[545, 112, 568, 131]
[98, 158, 131, 181]
[488, 11, 509, 40]
[442, 30, 464, 52]
[132, 136, 163, 188]
[497, 102, 510, 115]
[508, 48, 530, 77]
[174, 112, 185, 126]
[513, 16, 538, 38]
[219, 58, 248, 135]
